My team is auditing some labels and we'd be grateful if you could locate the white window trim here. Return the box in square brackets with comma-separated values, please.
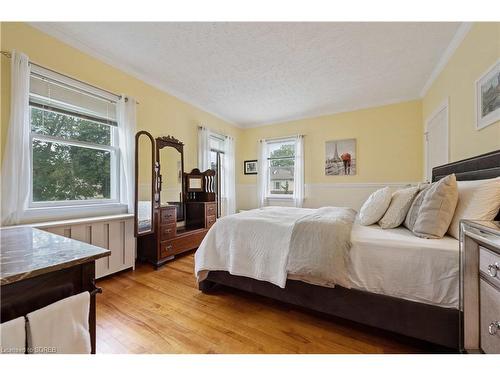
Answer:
[29, 118, 121, 209]
[265, 136, 296, 200]
[28, 68, 121, 211]
[21, 202, 128, 224]
[268, 194, 294, 200]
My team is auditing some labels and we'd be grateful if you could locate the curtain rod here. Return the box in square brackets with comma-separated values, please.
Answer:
[260, 134, 305, 142]
[1, 50, 139, 104]
[198, 125, 231, 140]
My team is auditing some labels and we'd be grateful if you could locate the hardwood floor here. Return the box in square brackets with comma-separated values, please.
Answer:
[95, 253, 439, 354]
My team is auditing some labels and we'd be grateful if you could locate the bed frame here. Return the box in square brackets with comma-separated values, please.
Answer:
[199, 150, 500, 349]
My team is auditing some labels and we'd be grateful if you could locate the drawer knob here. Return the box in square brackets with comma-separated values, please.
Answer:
[167, 245, 173, 250]
[487, 263, 499, 278]
[166, 229, 172, 233]
[488, 321, 500, 336]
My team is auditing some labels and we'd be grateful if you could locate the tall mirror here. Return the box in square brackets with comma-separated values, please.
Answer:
[156, 136, 185, 221]
[134, 131, 155, 236]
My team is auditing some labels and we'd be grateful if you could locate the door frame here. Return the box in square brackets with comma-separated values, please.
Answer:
[424, 98, 449, 182]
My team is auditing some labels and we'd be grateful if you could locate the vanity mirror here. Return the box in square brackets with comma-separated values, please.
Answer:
[134, 132, 217, 269]
[134, 131, 155, 236]
[156, 135, 185, 221]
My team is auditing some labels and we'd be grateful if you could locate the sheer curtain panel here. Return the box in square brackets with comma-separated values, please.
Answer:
[198, 126, 211, 171]
[257, 140, 269, 208]
[293, 135, 305, 207]
[117, 97, 137, 213]
[1, 51, 31, 225]
[224, 136, 236, 215]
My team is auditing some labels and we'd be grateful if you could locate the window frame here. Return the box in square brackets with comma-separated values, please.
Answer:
[28, 69, 121, 209]
[265, 138, 296, 200]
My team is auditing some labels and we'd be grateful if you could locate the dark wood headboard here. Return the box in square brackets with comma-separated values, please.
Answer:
[432, 149, 500, 221]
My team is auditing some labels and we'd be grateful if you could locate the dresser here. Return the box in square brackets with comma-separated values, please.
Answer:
[461, 220, 500, 354]
[137, 204, 215, 268]
[158, 202, 216, 260]
[136, 169, 217, 268]
[134, 132, 217, 269]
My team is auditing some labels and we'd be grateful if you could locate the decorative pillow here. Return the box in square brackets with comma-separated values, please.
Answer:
[404, 184, 432, 231]
[358, 187, 392, 226]
[447, 177, 500, 239]
[379, 186, 419, 229]
[413, 174, 458, 239]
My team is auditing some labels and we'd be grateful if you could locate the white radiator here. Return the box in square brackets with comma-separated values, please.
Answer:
[34, 214, 135, 279]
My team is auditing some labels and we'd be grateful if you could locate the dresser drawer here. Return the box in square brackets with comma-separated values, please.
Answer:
[160, 224, 176, 240]
[480, 279, 500, 354]
[480, 246, 500, 288]
[205, 203, 216, 216]
[206, 214, 216, 229]
[160, 230, 207, 258]
[160, 208, 177, 224]
[160, 241, 175, 259]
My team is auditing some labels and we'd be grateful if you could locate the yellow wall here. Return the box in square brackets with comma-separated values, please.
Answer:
[0, 22, 242, 178]
[423, 22, 500, 162]
[2, 22, 498, 214]
[238, 100, 423, 186]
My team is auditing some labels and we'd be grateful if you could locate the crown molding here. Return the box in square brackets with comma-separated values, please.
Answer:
[29, 22, 465, 130]
[28, 22, 243, 128]
[419, 22, 473, 98]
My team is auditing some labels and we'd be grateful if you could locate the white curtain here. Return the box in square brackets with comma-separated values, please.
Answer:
[293, 135, 305, 207]
[224, 136, 236, 215]
[1, 51, 31, 225]
[257, 140, 269, 208]
[198, 126, 211, 171]
[117, 97, 136, 213]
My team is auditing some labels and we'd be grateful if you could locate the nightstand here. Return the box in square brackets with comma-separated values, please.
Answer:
[460, 220, 500, 354]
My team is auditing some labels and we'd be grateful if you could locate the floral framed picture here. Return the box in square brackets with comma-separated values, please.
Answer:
[244, 160, 258, 175]
[475, 60, 500, 130]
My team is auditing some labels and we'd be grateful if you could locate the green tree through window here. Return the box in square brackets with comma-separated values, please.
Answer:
[31, 108, 113, 202]
[268, 142, 295, 195]
[269, 144, 294, 167]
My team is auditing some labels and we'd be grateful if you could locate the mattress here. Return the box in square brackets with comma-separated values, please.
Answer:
[348, 222, 459, 308]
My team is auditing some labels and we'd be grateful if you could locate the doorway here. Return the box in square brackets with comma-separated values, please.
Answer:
[425, 100, 449, 181]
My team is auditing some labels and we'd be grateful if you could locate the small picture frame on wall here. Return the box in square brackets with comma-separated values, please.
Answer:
[475, 60, 500, 130]
[325, 138, 357, 176]
[244, 160, 258, 175]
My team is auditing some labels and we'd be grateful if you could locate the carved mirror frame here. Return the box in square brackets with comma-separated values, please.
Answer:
[155, 135, 185, 220]
[134, 131, 156, 237]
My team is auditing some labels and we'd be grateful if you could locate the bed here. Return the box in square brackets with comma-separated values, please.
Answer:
[197, 150, 500, 349]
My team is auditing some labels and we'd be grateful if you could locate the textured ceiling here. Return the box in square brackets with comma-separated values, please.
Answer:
[31, 22, 461, 127]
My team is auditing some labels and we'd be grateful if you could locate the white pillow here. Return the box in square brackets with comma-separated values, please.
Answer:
[358, 187, 392, 226]
[413, 174, 458, 239]
[404, 183, 432, 231]
[379, 186, 419, 229]
[448, 177, 500, 239]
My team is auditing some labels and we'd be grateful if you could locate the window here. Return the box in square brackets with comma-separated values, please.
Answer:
[29, 66, 119, 207]
[266, 139, 295, 198]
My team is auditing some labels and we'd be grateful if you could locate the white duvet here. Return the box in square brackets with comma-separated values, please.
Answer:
[195, 206, 356, 288]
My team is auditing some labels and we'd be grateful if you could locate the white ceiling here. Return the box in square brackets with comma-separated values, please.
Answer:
[31, 22, 462, 128]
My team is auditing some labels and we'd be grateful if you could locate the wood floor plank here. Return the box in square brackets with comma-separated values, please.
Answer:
[95, 254, 433, 354]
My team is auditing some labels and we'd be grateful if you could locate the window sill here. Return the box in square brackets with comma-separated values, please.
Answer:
[266, 196, 293, 200]
[20, 203, 129, 225]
